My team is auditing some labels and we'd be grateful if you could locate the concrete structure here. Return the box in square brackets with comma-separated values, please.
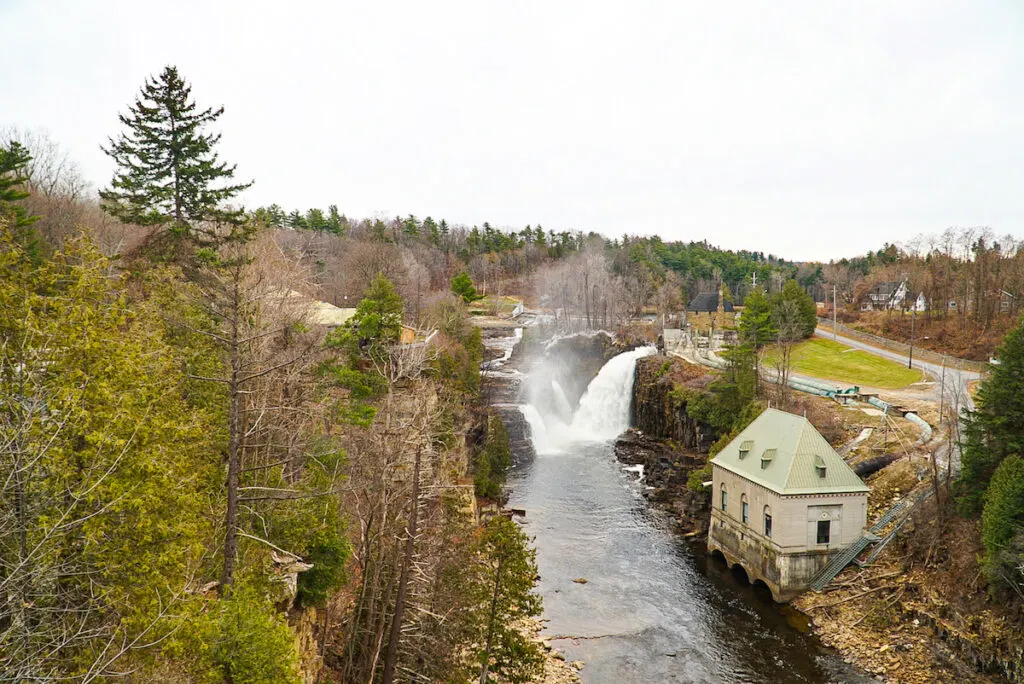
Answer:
[707, 408, 869, 602]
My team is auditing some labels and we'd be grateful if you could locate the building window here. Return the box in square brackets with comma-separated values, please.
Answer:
[764, 513, 772, 538]
[721, 486, 727, 512]
[741, 494, 748, 524]
[816, 519, 831, 545]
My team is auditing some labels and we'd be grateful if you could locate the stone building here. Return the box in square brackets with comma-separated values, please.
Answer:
[685, 285, 735, 334]
[707, 408, 869, 602]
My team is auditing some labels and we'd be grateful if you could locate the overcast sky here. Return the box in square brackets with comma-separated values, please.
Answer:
[3, 1, 1023, 261]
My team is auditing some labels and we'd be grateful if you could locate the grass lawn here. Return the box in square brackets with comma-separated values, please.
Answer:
[765, 336, 923, 389]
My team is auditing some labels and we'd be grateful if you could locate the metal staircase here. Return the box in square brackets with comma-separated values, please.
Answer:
[808, 532, 881, 591]
[869, 500, 908, 533]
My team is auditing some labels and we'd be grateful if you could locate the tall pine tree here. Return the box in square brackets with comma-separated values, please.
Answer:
[0, 140, 41, 258]
[957, 318, 1024, 515]
[100, 66, 252, 237]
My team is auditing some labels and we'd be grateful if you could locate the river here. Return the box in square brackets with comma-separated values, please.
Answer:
[490, 339, 872, 683]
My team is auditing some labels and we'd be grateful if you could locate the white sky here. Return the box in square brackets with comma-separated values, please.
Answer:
[4, 1, 1024, 261]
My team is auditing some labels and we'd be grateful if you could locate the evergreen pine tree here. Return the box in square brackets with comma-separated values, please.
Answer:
[0, 140, 41, 258]
[474, 516, 544, 684]
[100, 66, 253, 236]
[286, 209, 306, 229]
[738, 287, 777, 349]
[403, 214, 420, 237]
[332, 274, 405, 365]
[327, 204, 344, 234]
[0, 141, 36, 227]
[423, 216, 439, 245]
[770, 279, 817, 338]
[980, 454, 1024, 591]
[306, 207, 327, 231]
[452, 271, 484, 303]
[957, 319, 1024, 514]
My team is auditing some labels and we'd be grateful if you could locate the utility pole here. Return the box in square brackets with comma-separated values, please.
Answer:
[833, 285, 837, 341]
[908, 303, 916, 369]
[939, 355, 947, 420]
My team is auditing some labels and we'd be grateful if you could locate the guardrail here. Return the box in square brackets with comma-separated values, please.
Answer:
[816, 318, 988, 374]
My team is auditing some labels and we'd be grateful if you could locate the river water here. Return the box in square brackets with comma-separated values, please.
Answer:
[496, 343, 872, 683]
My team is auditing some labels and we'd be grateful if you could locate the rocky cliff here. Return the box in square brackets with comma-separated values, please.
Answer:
[617, 355, 719, 535]
[631, 355, 717, 451]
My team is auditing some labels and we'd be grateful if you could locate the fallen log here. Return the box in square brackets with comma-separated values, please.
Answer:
[814, 584, 896, 609]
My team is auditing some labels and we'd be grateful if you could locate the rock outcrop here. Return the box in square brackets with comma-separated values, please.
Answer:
[616, 355, 721, 536]
[631, 355, 716, 451]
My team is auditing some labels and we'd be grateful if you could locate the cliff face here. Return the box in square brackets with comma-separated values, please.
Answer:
[618, 355, 718, 535]
[631, 355, 716, 451]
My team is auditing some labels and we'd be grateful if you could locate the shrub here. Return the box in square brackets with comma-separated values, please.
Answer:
[687, 463, 712, 492]
[215, 581, 302, 684]
[474, 415, 512, 500]
[296, 529, 350, 608]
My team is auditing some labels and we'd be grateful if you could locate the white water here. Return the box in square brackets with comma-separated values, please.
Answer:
[518, 404, 553, 454]
[482, 326, 523, 370]
[568, 346, 656, 440]
[521, 346, 655, 453]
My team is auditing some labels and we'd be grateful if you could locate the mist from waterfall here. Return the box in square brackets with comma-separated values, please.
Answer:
[550, 380, 573, 423]
[521, 346, 655, 453]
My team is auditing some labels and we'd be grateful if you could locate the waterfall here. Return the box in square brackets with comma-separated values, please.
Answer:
[520, 346, 655, 453]
[482, 326, 523, 370]
[519, 404, 553, 454]
[569, 346, 656, 441]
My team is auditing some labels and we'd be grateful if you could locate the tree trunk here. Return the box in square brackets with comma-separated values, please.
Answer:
[221, 278, 242, 589]
[584, 269, 591, 329]
[381, 446, 422, 683]
[479, 553, 505, 684]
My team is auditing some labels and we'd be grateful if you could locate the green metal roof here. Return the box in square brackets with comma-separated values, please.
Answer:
[711, 408, 869, 495]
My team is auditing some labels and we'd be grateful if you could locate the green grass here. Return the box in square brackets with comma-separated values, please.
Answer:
[765, 336, 923, 389]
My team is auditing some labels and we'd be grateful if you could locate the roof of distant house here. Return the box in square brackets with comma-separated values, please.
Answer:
[870, 281, 905, 295]
[277, 289, 357, 327]
[309, 301, 357, 327]
[711, 408, 869, 495]
[687, 292, 734, 312]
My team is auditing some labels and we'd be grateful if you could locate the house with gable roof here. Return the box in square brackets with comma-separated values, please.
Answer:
[707, 408, 869, 601]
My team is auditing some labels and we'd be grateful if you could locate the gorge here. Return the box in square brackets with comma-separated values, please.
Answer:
[483, 327, 872, 683]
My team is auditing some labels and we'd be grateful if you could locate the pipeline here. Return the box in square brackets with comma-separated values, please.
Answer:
[865, 396, 933, 445]
[904, 411, 933, 445]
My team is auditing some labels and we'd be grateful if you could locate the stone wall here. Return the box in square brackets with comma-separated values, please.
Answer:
[708, 511, 835, 602]
[685, 311, 737, 334]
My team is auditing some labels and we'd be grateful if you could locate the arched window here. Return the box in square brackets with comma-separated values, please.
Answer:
[763, 505, 772, 538]
[720, 484, 727, 512]
[741, 494, 749, 524]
